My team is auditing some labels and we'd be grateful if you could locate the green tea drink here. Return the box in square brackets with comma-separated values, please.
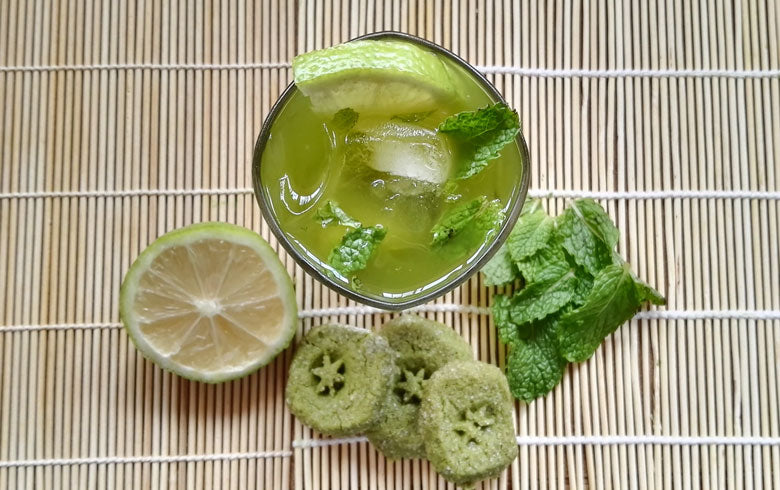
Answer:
[259, 38, 524, 301]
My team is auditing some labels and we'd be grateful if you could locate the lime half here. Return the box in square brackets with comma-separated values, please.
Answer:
[120, 222, 297, 383]
[292, 39, 457, 115]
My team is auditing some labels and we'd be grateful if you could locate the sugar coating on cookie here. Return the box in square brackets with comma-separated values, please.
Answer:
[286, 324, 399, 436]
[419, 360, 518, 487]
[367, 315, 472, 459]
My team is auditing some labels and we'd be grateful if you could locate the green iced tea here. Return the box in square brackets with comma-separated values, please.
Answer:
[259, 39, 524, 301]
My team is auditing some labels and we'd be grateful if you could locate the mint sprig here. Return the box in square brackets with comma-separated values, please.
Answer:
[557, 263, 644, 362]
[330, 108, 359, 132]
[484, 198, 665, 402]
[315, 200, 362, 228]
[316, 201, 384, 283]
[328, 225, 386, 278]
[555, 199, 619, 276]
[438, 103, 520, 180]
[507, 270, 579, 326]
[506, 319, 567, 403]
[506, 200, 555, 262]
[480, 244, 518, 286]
[430, 196, 504, 247]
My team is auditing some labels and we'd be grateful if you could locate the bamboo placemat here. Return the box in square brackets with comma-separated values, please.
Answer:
[1, 0, 779, 488]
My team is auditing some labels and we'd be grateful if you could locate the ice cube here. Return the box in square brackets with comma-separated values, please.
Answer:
[344, 122, 452, 185]
[340, 123, 452, 236]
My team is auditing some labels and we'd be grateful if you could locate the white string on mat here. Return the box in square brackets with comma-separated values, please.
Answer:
[0, 61, 292, 72]
[294, 434, 780, 449]
[477, 65, 780, 79]
[1, 62, 779, 79]
[0, 187, 254, 199]
[0, 321, 124, 332]
[515, 435, 780, 447]
[4, 436, 777, 468]
[526, 188, 780, 201]
[293, 436, 368, 449]
[635, 310, 780, 321]
[3, 187, 779, 201]
[0, 450, 293, 469]
[2, 309, 779, 333]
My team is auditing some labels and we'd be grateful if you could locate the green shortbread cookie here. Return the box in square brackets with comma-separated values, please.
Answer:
[419, 361, 518, 487]
[285, 324, 399, 436]
[366, 315, 473, 459]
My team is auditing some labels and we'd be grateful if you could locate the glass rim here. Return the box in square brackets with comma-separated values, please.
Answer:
[252, 30, 530, 311]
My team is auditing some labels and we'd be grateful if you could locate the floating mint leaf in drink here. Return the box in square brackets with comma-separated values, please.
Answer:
[328, 225, 387, 278]
[438, 103, 521, 179]
[315, 200, 361, 228]
[330, 108, 359, 131]
[430, 196, 505, 247]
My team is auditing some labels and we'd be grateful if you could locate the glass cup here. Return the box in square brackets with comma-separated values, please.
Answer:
[252, 31, 530, 310]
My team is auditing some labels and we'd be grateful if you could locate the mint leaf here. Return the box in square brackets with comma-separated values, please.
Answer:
[634, 275, 666, 305]
[431, 197, 504, 246]
[492, 294, 520, 344]
[438, 103, 517, 137]
[615, 255, 665, 306]
[572, 199, 619, 247]
[571, 271, 595, 305]
[431, 197, 485, 245]
[507, 200, 555, 262]
[328, 225, 386, 277]
[391, 110, 433, 123]
[315, 201, 362, 228]
[557, 263, 642, 362]
[438, 103, 521, 179]
[330, 108, 358, 131]
[516, 245, 570, 284]
[555, 199, 618, 276]
[481, 244, 520, 286]
[508, 270, 579, 325]
[506, 320, 567, 402]
[473, 199, 505, 240]
[343, 131, 372, 167]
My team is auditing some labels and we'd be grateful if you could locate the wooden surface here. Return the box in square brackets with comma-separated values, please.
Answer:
[1, 0, 779, 488]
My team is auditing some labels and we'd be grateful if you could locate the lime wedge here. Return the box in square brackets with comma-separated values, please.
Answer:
[293, 40, 456, 115]
[120, 222, 297, 383]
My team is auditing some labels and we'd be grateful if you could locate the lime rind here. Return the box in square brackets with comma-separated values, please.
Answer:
[292, 40, 457, 115]
[119, 222, 298, 383]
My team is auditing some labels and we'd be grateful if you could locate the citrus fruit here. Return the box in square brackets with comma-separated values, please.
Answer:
[119, 222, 297, 383]
[292, 39, 457, 115]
